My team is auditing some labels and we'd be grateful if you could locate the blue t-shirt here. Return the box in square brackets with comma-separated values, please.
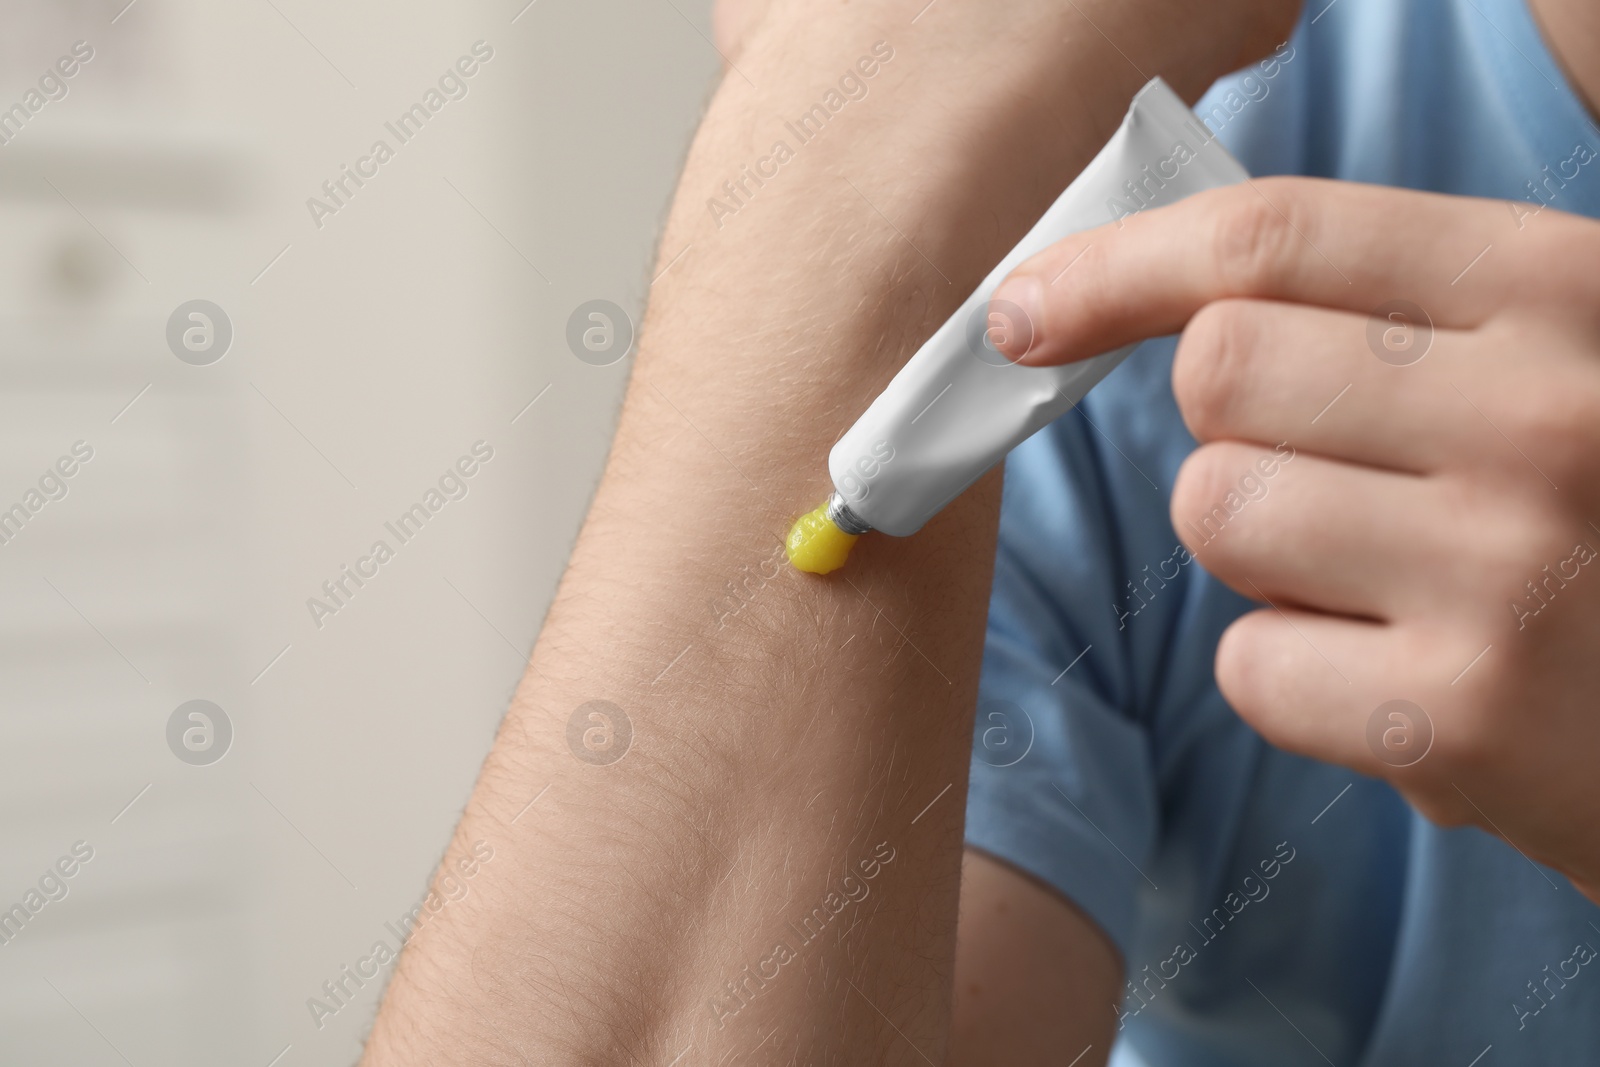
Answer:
[964, 1, 1600, 1064]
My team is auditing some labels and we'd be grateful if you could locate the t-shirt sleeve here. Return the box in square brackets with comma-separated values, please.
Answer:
[964, 363, 1180, 967]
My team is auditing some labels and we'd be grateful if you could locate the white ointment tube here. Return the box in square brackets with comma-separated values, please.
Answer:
[826, 78, 1248, 537]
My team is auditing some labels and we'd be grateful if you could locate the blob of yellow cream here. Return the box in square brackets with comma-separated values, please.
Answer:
[786, 501, 859, 574]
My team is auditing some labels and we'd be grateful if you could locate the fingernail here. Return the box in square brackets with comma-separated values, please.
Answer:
[989, 276, 1044, 360]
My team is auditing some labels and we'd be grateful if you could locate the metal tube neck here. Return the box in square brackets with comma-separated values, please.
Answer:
[826, 492, 873, 535]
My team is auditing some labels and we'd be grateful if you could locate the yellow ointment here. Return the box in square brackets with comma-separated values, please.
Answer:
[786, 500, 859, 574]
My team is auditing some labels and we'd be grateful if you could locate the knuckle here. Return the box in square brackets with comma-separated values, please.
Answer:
[1212, 186, 1299, 294]
[1436, 500, 1550, 620]
[1498, 503, 1591, 606]
[1462, 638, 1525, 709]
[1404, 787, 1474, 829]
[1514, 379, 1600, 485]
[1175, 300, 1257, 439]
[1421, 647, 1517, 775]
[1429, 704, 1499, 775]
[1522, 215, 1600, 307]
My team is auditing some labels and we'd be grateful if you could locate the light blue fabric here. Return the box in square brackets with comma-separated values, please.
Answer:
[964, 1, 1600, 1064]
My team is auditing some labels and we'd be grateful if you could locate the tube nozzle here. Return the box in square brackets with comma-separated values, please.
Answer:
[786, 494, 869, 574]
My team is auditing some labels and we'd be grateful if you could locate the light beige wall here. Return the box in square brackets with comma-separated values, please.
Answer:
[0, 1, 718, 1062]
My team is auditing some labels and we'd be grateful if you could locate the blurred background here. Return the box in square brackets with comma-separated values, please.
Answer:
[0, 0, 717, 1062]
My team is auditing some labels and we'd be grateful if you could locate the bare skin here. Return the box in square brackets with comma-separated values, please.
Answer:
[363, 0, 1600, 1064]
[358, 1, 1295, 1063]
[1530, 0, 1600, 118]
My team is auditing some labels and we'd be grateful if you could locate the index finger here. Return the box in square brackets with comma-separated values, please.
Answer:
[990, 177, 1515, 366]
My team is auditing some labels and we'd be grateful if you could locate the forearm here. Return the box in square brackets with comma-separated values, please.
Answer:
[364, 3, 1279, 1062]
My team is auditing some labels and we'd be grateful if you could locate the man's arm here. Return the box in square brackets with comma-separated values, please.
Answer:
[362, 3, 1294, 1062]
[952, 851, 1124, 1062]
